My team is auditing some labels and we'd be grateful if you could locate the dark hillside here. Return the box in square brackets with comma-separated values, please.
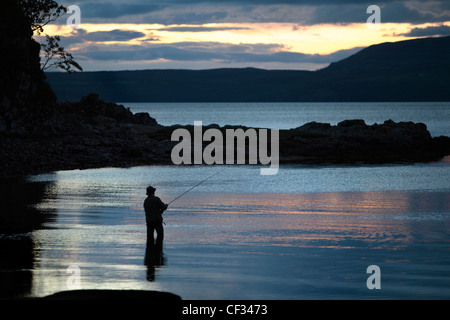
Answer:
[45, 36, 450, 102]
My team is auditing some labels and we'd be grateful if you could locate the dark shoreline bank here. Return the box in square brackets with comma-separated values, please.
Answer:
[7, 290, 183, 314]
[20, 289, 182, 301]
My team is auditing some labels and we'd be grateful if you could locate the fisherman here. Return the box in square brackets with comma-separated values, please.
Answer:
[144, 186, 168, 254]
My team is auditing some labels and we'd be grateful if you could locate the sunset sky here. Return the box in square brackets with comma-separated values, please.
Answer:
[41, 0, 450, 71]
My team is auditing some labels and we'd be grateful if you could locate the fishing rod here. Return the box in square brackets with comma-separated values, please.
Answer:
[168, 167, 228, 205]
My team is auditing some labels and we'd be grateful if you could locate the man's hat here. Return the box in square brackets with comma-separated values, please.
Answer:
[146, 186, 156, 195]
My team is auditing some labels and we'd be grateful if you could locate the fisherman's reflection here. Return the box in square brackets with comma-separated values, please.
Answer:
[143, 185, 168, 281]
[144, 232, 165, 281]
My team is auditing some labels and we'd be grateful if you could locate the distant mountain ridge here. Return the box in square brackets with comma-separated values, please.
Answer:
[45, 36, 450, 102]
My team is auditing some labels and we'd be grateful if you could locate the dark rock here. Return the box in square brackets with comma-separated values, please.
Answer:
[295, 121, 331, 131]
[280, 119, 444, 164]
[18, 289, 182, 311]
[133, 112, 159, 126]
[431, 136, 450, 155]
[58, 93, 159, 128]
[36, 289, 181, 301]
[337, 119, 366, 127]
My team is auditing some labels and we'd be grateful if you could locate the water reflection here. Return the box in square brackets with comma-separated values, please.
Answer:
[144, 244, 165, 282]
[168, 191, 450, 250]
[2, 163, 449, 299]
[144, 221, 165, 282]
[0, 180, 56, 298]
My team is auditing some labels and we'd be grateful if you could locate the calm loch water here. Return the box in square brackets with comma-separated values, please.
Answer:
[0, 159, 447, 299]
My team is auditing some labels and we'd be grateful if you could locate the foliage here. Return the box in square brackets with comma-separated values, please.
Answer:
[19, 0, 82, 72]
[40, 35, 82, 73]
[19, 0, 66, 35]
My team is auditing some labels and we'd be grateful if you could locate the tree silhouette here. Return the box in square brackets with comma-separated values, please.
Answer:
[40, 35, 83, 73]
[19, 0, 82, 72]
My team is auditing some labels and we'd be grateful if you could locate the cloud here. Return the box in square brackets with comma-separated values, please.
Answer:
[155, 26, 250, 32]
[83, 29, 146, 41]
[399, 25, 450, 37]
[64, 0, 450, 25]
[54, 28, 151, 49]
[308, 1, 450, 25]
[73, 2, 165, 19]
[59, 28, 146, 42]
[142, 7, 230, 25]
[74, 41, 362, 66]
[381, 2, 450, 24]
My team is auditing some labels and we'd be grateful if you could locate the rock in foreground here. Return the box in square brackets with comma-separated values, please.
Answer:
[37, 289, 181, 301]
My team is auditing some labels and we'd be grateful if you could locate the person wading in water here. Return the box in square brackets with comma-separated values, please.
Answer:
[142, 169, 226, 270]
[144, 186, 168, 266]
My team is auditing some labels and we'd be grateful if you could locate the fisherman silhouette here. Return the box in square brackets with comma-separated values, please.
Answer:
[142, 169, 226, 271]
[144, 186, 168, 267]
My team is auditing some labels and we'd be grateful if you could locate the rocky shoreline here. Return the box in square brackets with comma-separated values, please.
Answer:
[1, 94, 449, 180]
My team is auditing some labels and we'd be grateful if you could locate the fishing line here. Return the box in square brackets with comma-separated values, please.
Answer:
[168, 166, 228, 205]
